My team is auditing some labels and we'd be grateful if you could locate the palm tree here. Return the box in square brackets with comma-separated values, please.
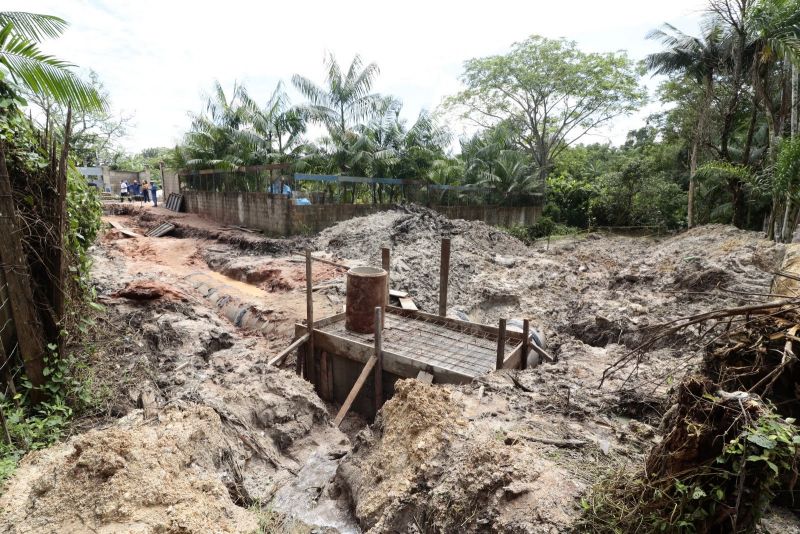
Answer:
[646, 20, 727, 228]
[745, 0, 800, 239]
[292, 53, 380, 141]
[238, 82, 307, 161]
[0, 11, 103, 110]
[478, 150, 539, 205]
[182, 81, 252, 170]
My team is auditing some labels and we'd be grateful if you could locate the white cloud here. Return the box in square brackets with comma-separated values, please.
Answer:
[15, 0, 706, 151]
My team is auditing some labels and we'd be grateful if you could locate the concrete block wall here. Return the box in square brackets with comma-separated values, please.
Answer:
[434, 205, 542, 227]
[290, 203, 391, 234]
[162, 169, 180, 197]
[183, 191, 542, 236]
[104, 168, 151, 194]
[184, 192, 291, 235]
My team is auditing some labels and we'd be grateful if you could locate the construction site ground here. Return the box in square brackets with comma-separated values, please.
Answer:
[1, 203, 798, 533]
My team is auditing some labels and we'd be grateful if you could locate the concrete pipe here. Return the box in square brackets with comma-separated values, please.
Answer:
[345, 266, 388, 334]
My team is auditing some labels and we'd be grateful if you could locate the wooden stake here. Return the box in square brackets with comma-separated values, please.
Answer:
[496, 318, 507, 370]
[521, 319, 530, 370]
[299, 249, 314, 377]
[268, 333, 310, 367]
[334, 354, 377, 427]
[374, 306, 383, 415]
[438, 238, 451, 317]
[52, 106, 71, 335]
[381, 247, 390, 304]
[0, 143, 46, 403]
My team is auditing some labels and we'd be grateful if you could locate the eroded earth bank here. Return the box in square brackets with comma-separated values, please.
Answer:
[1, 204, 798, 533]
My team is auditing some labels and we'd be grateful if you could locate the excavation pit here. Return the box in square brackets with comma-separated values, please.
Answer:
[295, 306, 526, 419]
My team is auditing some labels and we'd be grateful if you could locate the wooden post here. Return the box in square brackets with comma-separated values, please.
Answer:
[521, 319, 530, 370]
[52, 106, 71, 335]
[0, 143, 46, 403]
[299, 249, 314, 377]
[381, 247, 390, 304]
[374, 306, 383, 415]
[438, 238, 451, 317]
[496, 319, 506, 370]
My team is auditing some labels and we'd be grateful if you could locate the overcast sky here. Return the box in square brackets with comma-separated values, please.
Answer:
[17, 0, 706, 153]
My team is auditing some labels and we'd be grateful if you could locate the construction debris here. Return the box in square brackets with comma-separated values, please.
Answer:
[146, 222, 176, 237]
[165, 193, 184, 212]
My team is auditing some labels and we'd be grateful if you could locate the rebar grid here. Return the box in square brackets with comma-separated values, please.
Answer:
[320, 311, 522, 377]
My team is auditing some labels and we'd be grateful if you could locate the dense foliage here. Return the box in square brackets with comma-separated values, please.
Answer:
[0, 12, 103, 482]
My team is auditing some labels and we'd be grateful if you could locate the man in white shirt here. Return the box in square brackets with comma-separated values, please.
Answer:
[120, 180, 129, 202]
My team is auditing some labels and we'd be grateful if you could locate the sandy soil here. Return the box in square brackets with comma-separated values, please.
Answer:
[2, 204, 799, 533]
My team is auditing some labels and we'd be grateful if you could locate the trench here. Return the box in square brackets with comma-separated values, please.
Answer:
[102, 210, 363, 532]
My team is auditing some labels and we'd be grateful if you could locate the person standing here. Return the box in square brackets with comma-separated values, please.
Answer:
[142, 181, 150, 203]
[120, 179, 129, 202]
[151, 181, 158, 207]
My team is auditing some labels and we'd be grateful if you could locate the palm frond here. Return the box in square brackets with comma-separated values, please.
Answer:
[0, 26, 104, 110]
[0, 11, 66, 42]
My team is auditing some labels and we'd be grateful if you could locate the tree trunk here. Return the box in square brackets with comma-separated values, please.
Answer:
[793, 63, 798, 137]
[688, 74, 714, 228]
[742, 95, 760, 165]
[0, 144, 47, 404]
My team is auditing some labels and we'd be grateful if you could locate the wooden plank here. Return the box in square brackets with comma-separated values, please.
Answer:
[374, 307, 383, 414]
[389, 289, 408, 298]
[438, 238, 450, 316]
[267, 333, 310, 367]
[531, 343, 557, 363]
[502, 344, 523, 370]
[398, 297, 418, 310]
[303, 249, 315, 380]
[496, 319, 506, 370]
[310, 312, 346, 329]
[382, 247, 390, 304]
[333, 354, 377, 427]
[416, 371, 434, 384]
[521, 319, 530, 370]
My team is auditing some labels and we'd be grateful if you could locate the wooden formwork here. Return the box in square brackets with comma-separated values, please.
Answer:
[295, 306, 527, 419]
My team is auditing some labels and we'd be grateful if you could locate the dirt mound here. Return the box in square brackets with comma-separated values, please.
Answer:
[315, 205, 525, 312]
[111, 280, 188, 301]
[0, 407, 258, 533]
[202, 249, 344, 292]
[337, 379, 585, 533]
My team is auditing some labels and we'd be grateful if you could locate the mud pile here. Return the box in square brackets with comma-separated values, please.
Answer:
[316, 210, 784, 355]
[337, 378, 637, 533]
[315, 205, 524, 312]
[0, 407, 258, 533]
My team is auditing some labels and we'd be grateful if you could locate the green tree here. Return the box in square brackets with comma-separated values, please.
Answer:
[646, 20, 727, 228]
[238, 81, 307, 161]
[292, 53, 380, 140]
[0, 12, 102, 110]
[446, 35, 646, 185]
[179, 81, 252, 169]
